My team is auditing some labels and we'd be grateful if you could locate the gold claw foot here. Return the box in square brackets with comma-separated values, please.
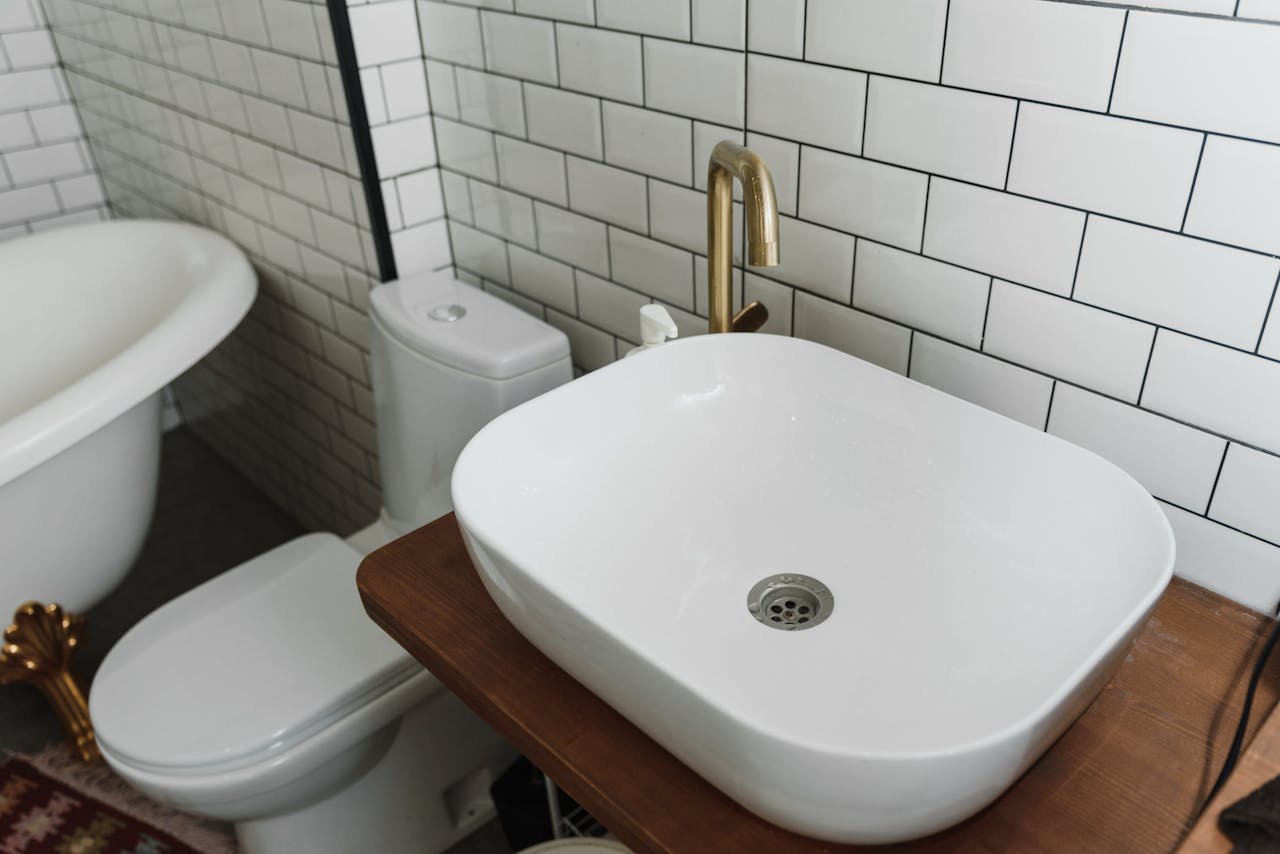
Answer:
[0, 602, 101, 763]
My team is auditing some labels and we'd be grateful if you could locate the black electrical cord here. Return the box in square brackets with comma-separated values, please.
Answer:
[1200, 601, 1280, 816]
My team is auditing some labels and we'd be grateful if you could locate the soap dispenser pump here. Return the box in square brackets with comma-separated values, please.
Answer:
[626, 305, 679, 357]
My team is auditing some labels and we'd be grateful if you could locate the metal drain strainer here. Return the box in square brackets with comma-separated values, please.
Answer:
[747, 574, 834, 631]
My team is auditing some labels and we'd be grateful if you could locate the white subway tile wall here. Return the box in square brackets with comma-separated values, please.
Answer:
[0, 0, 106, 238]
[412, 0, 1280, 610]
[42, 0, 389, 534]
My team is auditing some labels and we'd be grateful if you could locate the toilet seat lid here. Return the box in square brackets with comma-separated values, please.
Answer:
[90, 533, 421, 773]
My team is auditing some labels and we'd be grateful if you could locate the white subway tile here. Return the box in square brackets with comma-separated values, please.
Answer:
[470, 180, 536, 246]
[0, 114, 33, 150]
[909, 335, 1052, 429]
[1048, 384, 1225, 512]
[3, 29, 57, 68]
[1211, 445, 1280, 545]
[349, 1, 421, 66]
[452, 221, 510, 284]
[0, 1, 36, 31]
[923, 179, 1085, 296]
[1238, 0, 1280, 21]
[396, 169, 445, 225]
[805, 0, 948, 82]
[434, 118, 497, 180]
[1184, 136, 1280, 257]
[55, 174, 104, 209]
[799, 148, 927, 251]
[643, 40, 743, 128]
[567, 156, 647, 231]
[764, 216, 856, 303]
[425, 60, 459, 119]
[744, 133, 798, 216]
[944, 0, 1125, 111]
[482, 11, 558, 84]
[597, 0, 690, 39]
[1113, 13, 1280, 146]
[524, 83, 603, 159]
[515, 0, 594, 23]
[0, 68, 61, 110]
[602, 102, 692, 185]
[419, 2, 484, 66]
[1075, 217, 1279, 350]
[456, 67, 525, 135]
[1162, 503, 1280, 613]
[985, 280, 1154, 401]
[693, 0, 745, 49]
[4, 139, 82, 183]
[496, 136, 567, 204]
[576, 271, 649, 339]
[509, 243, 576, 312]
[854, 241, 990, 347]
[390, 219, 452, 275]
[556, 23, 643, 104]
[864, 77, 1016, 188]
[534, 200, 610, 275]
[371, 115, 436, 177]
[441, 169, 474, 222]
[794, 292, 912, 374]
[747, 55, 866, 154]
[1007, 105, 1201, 230]
[609, 227, 694, 310]
[748, 0, 805, 58]
[380, 60, 430, 121]
[0, 184, 58, 226]
[1143, 331, 1280, 456]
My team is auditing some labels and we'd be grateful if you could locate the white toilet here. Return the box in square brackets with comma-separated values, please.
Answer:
[89, 272, 573, 854]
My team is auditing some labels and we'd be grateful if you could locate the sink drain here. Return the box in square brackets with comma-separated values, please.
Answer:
[747, 574, 833, 631]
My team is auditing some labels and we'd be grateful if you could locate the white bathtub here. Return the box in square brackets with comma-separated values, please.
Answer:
[0, 220, 256, 618]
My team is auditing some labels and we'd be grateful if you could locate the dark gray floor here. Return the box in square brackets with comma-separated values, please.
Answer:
[0, 427, 518, 853]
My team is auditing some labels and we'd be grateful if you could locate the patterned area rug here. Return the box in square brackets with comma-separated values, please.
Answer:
[0, 750, 236, 854]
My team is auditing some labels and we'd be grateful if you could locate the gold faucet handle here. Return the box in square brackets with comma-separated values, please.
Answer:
[730, 301, 769, 333]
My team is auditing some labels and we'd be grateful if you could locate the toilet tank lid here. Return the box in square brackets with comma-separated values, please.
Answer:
[370, 271, 569, 380]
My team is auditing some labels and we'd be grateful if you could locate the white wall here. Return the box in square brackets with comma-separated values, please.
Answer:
[412, 0, 1280, 612]
[0, 0, 105, 240]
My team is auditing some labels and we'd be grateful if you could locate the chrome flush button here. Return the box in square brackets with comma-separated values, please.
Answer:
[428, 304, 467, 322]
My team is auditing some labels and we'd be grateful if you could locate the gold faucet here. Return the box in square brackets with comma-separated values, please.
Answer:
[707, 141, 781, 333]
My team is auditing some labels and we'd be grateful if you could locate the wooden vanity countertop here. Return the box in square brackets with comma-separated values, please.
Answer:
[357, 513, 1280, 853]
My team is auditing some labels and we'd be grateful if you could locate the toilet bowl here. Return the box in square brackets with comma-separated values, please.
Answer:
[89, 273, 573, 853]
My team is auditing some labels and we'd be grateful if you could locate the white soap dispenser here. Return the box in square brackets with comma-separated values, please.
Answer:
[625, 304, 679, 357]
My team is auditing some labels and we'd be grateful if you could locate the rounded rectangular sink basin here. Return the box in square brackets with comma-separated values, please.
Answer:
[452, 334, 1174, 844]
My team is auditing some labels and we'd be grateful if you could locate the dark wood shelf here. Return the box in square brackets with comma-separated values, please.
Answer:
[358, 514, 1280, 853]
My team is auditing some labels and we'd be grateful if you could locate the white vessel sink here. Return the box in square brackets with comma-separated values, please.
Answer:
[452, 334, 1174, 844]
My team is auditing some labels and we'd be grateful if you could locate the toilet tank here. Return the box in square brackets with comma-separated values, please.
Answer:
[369, 272, 571, 534]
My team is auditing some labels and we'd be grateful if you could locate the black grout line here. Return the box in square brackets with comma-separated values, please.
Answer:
[1179, 134, 1207, 233]
[1105, 11, 1128, 114]
[860, 74, 870, 154]
[1068, 214, 1089, 299]
[918, 175, 931, 253]
[1205, 443, 1232, 516]
[979, 277, 993, 346]
[1042, 380, 1058, 433]
[938, 0, 951, 85]
[1003, 101, 1020, 191]
[1135, 327, 1159, 405]
[1256, 269, 1280, 353]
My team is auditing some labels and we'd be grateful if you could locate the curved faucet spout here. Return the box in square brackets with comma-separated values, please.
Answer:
[707, 141, 780, 333]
